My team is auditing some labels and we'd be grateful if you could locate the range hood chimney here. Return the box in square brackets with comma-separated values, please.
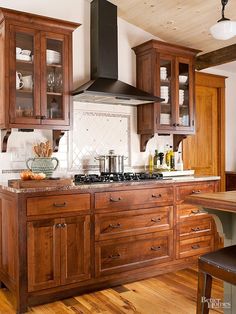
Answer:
[72, 0, 163, 105]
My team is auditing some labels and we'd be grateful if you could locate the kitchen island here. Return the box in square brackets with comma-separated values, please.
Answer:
[187, 190, 236, 314]
[0, 176, 220, 313]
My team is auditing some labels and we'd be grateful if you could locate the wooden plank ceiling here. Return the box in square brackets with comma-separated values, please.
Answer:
[110, 0, 236, 55]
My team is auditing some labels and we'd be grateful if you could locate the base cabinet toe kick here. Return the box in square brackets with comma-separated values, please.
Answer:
[0, 179, 219, 313]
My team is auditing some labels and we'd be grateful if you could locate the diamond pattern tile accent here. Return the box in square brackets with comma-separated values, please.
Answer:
[69, 110, 131, 171]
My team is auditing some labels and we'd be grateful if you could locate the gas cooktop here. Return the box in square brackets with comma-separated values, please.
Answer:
[74, 172, 164, 184]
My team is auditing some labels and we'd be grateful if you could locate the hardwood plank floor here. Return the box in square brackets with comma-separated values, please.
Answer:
[0, 268, 223, 314]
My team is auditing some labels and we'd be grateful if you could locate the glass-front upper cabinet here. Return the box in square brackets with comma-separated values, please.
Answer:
[8, 25, 73, 128]
[176, 57, 193, 130]
[10, 26, 41, 125]
[159, 56, 174, 129]
[133, 39, 199, 151]
[40, 33, 69, 126]
[158, 55, 194, 131]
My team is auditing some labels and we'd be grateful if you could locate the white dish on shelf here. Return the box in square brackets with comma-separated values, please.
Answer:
[16, 54, 31, 61]
[179, 75, 188, 83]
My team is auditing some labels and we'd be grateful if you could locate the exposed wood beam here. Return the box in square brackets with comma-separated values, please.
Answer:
[196, 43, 236, 70]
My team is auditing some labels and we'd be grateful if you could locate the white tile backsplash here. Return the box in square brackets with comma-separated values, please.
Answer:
[0, 101, 173, 179]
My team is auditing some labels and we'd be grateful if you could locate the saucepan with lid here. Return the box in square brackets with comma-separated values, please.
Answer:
[95, 150, 128, 173]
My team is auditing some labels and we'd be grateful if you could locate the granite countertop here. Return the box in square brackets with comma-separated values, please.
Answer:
[0, 175, 220, 194]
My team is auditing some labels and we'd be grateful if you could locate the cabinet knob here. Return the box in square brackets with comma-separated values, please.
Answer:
[41, 115, 47, 120]
[109, 223, 121, 229]
[173, 123, 177, 127]
[151, 246, 161, 251]
[110, 197, 122, 202]
[61, 223, 67, 228]
[151, 217, 161, 223]
[191, 227, 200, 232]
[108, 253, 121, 259]
[191, 209, 201, 214]
[55, 223, 62, 228]
[191, 244, 200, 250]
[53, 202, 67, 208]
[191, 190, 201, 194]
[152, 194, 162, 198]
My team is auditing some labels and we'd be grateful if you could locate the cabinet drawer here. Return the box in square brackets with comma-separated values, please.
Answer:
[95, 206, 173, 240]
[27, 194, 90, 216]
[177, 204, 209, 222]
[95, 187, 173, 211]
[176, 182, 215, 202]
[178, 218, 213, 238]
[95, 230, 173, 276]
[177, 235, 213, 259]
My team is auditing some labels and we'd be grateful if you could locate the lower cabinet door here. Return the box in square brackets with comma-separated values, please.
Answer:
[60, 215, 91, 284]
[27, 218, 61, 292]
[95, 230, 173, 277]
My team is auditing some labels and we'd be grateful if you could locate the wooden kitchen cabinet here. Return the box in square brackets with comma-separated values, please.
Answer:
[27, 215, 91, 292]
[0, 8, 79, 130]
[133, 40, 200, 151]
[0, 179, 220, 313]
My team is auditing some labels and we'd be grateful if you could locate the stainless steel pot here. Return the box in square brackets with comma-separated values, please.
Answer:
[94, 155, 109, 173]
[95, 150, 127, 173]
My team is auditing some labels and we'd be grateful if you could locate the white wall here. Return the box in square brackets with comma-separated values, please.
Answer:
[201, 67, 236, 171]
[0, 0, 173, 181]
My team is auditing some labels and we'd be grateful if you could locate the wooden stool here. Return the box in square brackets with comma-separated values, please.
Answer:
[197, 245, 236, 314]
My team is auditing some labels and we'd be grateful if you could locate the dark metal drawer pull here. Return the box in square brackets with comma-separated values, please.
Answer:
[53, 202, 67, 208]
[55, 223, 62, 228]
[108, 253, 121, 259]
[191, 244, 200, 250]
[191, 209, 201, 214]
[151, 194, 162, 198]
[191, 227, 201, 232]
[109, 223, 121, 229]
[151, 246, 161, 251]
[191, 190, 201, 194]
[110, 197, 122, 202]
[151, 218, 161, 223]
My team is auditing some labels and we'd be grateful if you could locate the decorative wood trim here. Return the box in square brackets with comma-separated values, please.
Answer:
[53, 130, 65, 152]
[173, 134, 187, 152]
[140, 134, 154, 152]
[196, 44, 236, 70]
[1, 129, 11, 152]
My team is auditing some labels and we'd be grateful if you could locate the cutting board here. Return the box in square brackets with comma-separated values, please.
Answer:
[8, 178, 73, 189]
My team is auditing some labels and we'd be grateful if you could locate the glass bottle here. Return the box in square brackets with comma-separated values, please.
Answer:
[153, 149, 159, 170]
[148, 152, 154, 174]
[169, 146, 175, 170]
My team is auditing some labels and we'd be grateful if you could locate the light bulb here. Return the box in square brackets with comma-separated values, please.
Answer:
[210, 20, 236, 40]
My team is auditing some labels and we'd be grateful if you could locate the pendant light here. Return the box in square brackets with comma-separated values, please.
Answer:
[210, 0, 236, 40]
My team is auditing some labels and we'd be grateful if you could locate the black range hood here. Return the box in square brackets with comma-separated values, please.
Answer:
[72, 0, 163, 105]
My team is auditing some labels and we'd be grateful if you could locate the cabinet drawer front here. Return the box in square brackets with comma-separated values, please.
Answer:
[178, 218, 213, 238]
[95, 230, 173, 276]
[27, 194, 90, 216]
[95, 206, 173, 240]
[177, 204, 208, 222]
[178, 236, 213, 259]
[95, 187, 173, 211]
[176, 182, 215, 202]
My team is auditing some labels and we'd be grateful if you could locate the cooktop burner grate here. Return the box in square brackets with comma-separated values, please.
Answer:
[74, 172, 163, 184]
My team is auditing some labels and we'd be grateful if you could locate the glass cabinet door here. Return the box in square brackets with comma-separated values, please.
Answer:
[158, 56, 174, 129]
[9, 26, 41, 125]
[177, 58, 193, 129]
[41, 32, 69, 126]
